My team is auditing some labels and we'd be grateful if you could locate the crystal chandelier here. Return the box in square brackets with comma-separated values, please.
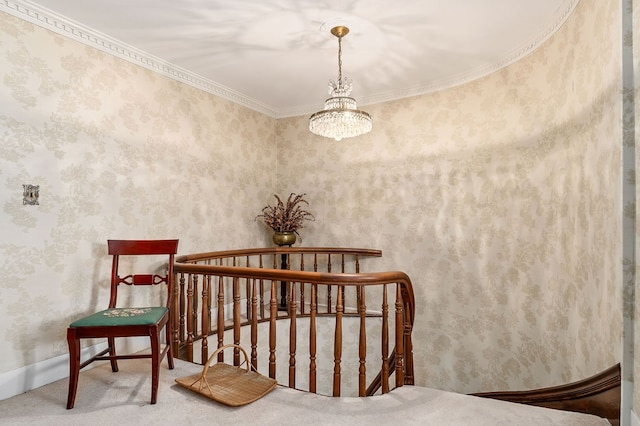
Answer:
[309, 26, 372, 141]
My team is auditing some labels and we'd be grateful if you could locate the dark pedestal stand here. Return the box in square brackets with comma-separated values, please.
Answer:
[279, 252, 288, 311]
[272, 232, 295, 312]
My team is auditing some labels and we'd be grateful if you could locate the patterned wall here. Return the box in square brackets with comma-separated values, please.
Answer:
[0, 0, 626, 402]
[277, 0, 621, 394]
[0, 12, 277, 374]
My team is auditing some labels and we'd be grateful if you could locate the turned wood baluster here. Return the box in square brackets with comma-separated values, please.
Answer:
[186, 274, 194, 362]
[170, 275, 177, 358]
[309, 283, 317, 393]
[284, 253, 291, 314]
[400, 281, 414, 385]
[403, 300, 414, 385]
[358, 286, 367, 396]
[205, 259, 213, 338]
[233, 276, 241, 366]
[272, 252, 279, 312]
[245, 276, 251, 322]
[395, 284, 405, 387]
[201, 274, 209, 363]
[217, 276, 225, 362]
[245, 256, 251, 322]
[289, 281, 297, 388]
[192, 274, 200, 358]
[251, 278, 258, 369]
[381, 284, 389, 393]
[269, 279, 277, 379]
[355, 255, 360, 273]
[299, 255, 305, 315]
[327, 255, 332, 314]
[341, 255, 346, 311]
[259, 255, 265, 319]
[313, 254, 318, 317]
[175, 273, 185, 354]
[332, 284, 343, 397]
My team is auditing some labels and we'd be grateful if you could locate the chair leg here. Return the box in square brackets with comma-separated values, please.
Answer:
[66, 328, 80, 409]
[165, 323, 174, 370]
[150, 327, 161, 404]
[108, 336, 119, 372]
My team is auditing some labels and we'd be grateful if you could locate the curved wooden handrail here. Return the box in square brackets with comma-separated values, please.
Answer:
[473, 364, 621, 425]
[172, 247, 414, 397]
[176, 263, 409, 292]
[176, 247, 382, 263]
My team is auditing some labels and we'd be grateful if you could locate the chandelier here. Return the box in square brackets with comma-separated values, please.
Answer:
[309, 26, 372, 141]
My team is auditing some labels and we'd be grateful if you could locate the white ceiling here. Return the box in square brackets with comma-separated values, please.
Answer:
[6, 0, 578, 117]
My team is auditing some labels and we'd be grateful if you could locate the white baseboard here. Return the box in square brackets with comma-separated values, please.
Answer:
[0, 343, 105, 401]
[0, 338, 151, 401]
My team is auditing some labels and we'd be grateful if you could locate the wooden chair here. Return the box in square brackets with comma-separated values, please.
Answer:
[66, 239, 179, 409]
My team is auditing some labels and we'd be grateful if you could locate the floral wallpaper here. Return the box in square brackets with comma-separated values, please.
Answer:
[632, 0, 640, 418]
[0, 11, 277, 374]
[277, 0, 621, 395]
[0, 0, 632, 416]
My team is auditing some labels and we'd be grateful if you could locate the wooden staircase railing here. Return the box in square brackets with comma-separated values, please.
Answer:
[172, 247, 415, 397]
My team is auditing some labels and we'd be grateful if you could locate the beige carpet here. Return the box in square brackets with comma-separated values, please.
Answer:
[0, 358, 610, 425]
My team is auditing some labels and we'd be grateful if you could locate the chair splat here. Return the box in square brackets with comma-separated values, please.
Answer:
[116, 274, 168, 286]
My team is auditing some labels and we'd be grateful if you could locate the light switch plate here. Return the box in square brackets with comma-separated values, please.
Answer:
[23, 184, 39, 205]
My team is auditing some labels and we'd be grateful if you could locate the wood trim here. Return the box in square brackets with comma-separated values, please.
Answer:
[176, 247, 382, 263]
[472, 364, 621, 425]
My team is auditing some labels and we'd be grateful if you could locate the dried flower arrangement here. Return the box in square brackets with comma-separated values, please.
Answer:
[255, 193, 315, 235]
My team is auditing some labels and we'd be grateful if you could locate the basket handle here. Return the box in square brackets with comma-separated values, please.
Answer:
[200, 344, 251, 380]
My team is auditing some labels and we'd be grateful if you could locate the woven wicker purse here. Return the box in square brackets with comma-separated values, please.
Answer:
[175, 344, 277, 406]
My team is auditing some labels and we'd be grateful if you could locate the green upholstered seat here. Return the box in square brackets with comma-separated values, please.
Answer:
[70, 307, 168, 328]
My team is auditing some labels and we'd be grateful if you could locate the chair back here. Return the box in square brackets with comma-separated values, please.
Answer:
[107, 239, 179, 309]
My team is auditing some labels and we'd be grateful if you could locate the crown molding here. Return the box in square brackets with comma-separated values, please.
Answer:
[0, 0, 280, 117]
[2, 0, 580, 119]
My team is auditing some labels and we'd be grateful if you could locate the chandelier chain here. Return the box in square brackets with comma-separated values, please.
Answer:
[337, 34, 343, 89]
